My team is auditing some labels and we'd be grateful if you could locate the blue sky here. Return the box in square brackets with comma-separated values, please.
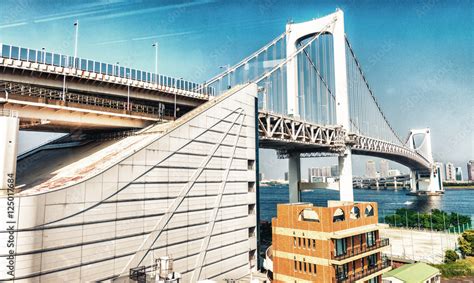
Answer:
[1, 0, 472, 178]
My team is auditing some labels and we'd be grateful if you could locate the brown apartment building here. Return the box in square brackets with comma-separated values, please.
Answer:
[271, 201, 391, 283]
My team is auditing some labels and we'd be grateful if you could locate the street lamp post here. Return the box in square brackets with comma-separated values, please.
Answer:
[127, 70, 131, 112]
[73, 20, 79, 68]
[174, 77, 183, 119]
[219, 64, 230, 89]
[152, 42, 158, 87]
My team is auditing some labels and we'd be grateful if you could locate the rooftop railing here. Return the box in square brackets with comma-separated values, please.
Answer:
[0, 43, 215, 96]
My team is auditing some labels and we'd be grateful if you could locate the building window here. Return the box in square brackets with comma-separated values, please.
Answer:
[350, 206, 361, 219]
[293, 237, 297, 247]
[365, 205, 374, 217]
[312, 239, 316, 249]
[368, 254, 377, 268]
[298, 237, 301, 247]
[367, 231, 376, 247]
[335, 238, 347, 256]
[336, 264, 348, 280]
[294, 259, 297, 271]
[333, 208, 345, 222]
[368, 277, 379, 283]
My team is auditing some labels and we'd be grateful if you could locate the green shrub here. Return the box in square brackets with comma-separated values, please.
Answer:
[434, 258, 474, 278]
[461, 230, 474, 256]
[445, 249, 459, 263]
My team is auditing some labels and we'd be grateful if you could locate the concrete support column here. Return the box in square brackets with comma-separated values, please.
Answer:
[0, 114, 19, 195]
[288, 152, 301, 203]
[410, 170, 417, 193]
[338, 147, 353, 201]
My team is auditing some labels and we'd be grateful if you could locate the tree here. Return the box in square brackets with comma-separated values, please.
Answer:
[444, 249, 459, 263]
[459, 230, 474, 256]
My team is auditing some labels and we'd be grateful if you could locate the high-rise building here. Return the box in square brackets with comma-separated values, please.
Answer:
[387, 169, 401, 177]
[322, 166, 331, 177]
[468, 160, 474, 181]
[270, 201, 391, 282]
[366, 160, 377, 178]
[445, 162, 456, 181]
[455, 167, 463, 181]
[331, 165, 339, 177]
[380, 160, 389, 178]
[308, 166, 333, 182]
[435, 162, 445, 181]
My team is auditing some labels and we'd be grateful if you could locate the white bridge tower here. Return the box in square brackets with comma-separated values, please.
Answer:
[286, 9, 353, 202]
[407, 128, 444, 194]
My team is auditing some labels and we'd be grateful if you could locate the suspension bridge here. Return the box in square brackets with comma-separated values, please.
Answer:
[0, 9, 445, 282]
[202, 9, 443, 200]
[0, 10, 443, 202]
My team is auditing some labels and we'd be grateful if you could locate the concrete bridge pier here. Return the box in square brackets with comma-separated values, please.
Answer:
[338, 146, 354, 201]
[0, 111, 19, 195]
[410, 170, 417, 193]
[288, 152, 301, 203]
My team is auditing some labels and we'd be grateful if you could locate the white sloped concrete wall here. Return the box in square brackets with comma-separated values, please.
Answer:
[0, 84, 257, 282]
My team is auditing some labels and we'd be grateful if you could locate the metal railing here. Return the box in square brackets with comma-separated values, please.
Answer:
[332, 238, 390, 260]
[335, 259, 390, 283]
[0, 109, 18, 117]
[0, 81, 175, 118]
[0, 43, 215, 96]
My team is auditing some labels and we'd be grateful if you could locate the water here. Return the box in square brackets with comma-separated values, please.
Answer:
[259, 185, 474, 222]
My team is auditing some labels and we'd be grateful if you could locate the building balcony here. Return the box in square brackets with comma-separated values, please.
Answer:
[334, 259, 391, 283]
[332, 238, 390, 261]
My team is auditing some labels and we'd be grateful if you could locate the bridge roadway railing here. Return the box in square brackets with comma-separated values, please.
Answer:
[349, 133, 432, 169]
[0, 43, 214, 98]
[257, 111, 431, 169]
[0, 81, 178, 119]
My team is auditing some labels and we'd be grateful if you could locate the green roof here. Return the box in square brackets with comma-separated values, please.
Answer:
[382, 262, 439, 283]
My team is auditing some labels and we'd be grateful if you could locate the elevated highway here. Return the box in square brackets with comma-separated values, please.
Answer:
[0, 43, 211, 131]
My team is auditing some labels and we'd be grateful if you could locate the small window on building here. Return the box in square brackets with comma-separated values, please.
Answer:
[248, 182, 255, 192]
[293, 237, 297, 247]
[350, 206, 361, 219]
[365, 205, 374, 217]
[298, 237, 301, 247]
[313, 264, 317, 274]
[312, 239, 316, 249]
[247, 159, 255, 170]
[333, 208, 345, 222]
[294, 260, 297, 271]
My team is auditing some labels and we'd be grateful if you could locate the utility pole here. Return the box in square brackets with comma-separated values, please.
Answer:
[220, 64, 230, 89]
[73, 20, 79, 68]
[152, 42, 158, 87]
